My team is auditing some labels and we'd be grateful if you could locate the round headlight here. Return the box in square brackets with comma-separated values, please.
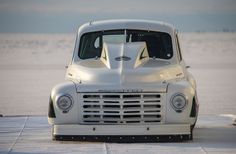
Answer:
[171, 93, 187, 112]
[57, 94, 73, 112]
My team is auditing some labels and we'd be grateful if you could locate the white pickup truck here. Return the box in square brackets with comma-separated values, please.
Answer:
[48, 19, 199, 142]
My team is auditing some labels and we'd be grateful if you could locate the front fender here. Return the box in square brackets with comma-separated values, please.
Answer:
[165, 80, 196, 125]
[48, 81, 79, 125]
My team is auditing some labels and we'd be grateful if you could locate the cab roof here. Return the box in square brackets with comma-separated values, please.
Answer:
[77, 19, 176, 36]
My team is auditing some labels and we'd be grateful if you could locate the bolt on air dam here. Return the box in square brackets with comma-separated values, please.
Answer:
[48, 20, 199, 142]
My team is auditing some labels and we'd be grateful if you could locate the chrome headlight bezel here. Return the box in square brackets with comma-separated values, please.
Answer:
[170, 93, 187, 112]
[56, 94, 73, 112]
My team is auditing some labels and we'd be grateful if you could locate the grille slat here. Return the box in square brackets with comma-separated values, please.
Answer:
[81, 93, 163, 124]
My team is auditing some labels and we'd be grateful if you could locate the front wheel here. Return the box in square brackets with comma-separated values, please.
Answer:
[189, 125, 195, 140]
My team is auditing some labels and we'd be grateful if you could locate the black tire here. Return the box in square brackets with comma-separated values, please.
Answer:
[189, 125, 194, 140]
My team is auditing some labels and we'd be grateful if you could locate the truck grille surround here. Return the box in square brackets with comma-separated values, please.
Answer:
[80, 93, 164, 124]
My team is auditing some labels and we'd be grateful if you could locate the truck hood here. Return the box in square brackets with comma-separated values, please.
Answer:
[67, 42, 184, 92]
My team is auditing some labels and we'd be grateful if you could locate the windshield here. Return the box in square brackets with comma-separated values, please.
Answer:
[78, 29, 173, 60]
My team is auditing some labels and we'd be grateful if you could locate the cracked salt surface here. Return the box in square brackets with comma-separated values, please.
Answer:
[0, 115, 235, 154]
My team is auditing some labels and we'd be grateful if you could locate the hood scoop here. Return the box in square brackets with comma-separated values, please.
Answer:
[100, 42, 149, 69]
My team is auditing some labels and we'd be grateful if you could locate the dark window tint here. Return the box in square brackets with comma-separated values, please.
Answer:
[127, 30, 173, 59]
[79, 30, 124, 59]
[78, 29, 173, 60]
[79, 31, 101, 59]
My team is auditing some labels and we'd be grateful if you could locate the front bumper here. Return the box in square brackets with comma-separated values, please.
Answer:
[53, 124, 191, 142]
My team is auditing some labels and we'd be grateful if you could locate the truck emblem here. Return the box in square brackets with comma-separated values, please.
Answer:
[115, 56, 131, 61]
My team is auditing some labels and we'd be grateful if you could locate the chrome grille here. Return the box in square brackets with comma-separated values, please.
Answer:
[80, 93, 163, 124]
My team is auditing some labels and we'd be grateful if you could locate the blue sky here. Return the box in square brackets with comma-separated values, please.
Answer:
[0, 0, 236, 33]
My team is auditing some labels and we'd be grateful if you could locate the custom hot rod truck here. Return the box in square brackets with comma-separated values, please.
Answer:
[48, 20, 199, 142]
